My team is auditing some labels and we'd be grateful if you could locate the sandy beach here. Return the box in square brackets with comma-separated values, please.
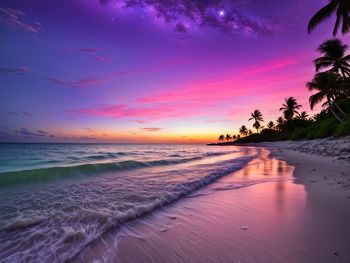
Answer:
[74, 139, 350, 263]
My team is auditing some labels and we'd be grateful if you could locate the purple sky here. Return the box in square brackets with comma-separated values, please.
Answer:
[1, 0, 349, 143]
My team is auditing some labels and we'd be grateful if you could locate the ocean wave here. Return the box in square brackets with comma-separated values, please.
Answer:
[0, 151, 236, 188]
[0, 155, 255, 263]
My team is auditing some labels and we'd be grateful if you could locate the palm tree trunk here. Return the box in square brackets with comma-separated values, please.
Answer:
[333, 101, 348, 119]
[328, 98, 344, 122]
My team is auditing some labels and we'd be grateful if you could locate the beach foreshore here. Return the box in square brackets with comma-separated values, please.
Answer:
[75, 142, 350, 263]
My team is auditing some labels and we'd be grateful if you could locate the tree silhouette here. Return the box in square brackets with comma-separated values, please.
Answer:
[276, 117, 285, 131]
[298, 111, 309, 120]
[267, 121, 275, 129]
[307, 72, 348, 122]
[239, 125, 248, 137]
[279, 97, 301, 121]
[248, 110, 264, 133]
[308, 0, 350, 36]
[314, 39, 350, 78]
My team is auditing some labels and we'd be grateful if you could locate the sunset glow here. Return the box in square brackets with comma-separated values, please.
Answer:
[1, 0, 349, 143]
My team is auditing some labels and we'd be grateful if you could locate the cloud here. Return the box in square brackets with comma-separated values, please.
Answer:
[46, 77, 105, 89]
[13, 128, 47, 137]
[136, 55, 304, 104]
[65, 48, 109, 63]
[0, 67, 31, 76]
[67, 54, 307, 122]
[142, 127, 162, 132]
[4, 111, 19, 116]
[38, 130, 48, 135]
[3, 110, 34, 117]
[82, 128, 94, 132]
[132, 120, 146, 124]
[175, 22, 187, 33]
[77, 48, 100, 54]
[0, 7, 41, 34]
[95, 56, 109, 62]
[78, 136, 96, 140]
[47, 59, 188, 89]
[65, 47, 100, 54]
[21, 111, 34, 117]
[68, 101, 203, 120]
[98, 0, 279, 35]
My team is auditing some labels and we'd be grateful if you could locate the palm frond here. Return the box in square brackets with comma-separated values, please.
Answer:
[308, 1, 338, 33]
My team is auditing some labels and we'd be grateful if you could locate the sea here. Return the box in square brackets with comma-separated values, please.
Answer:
[0, 143, 289, 262]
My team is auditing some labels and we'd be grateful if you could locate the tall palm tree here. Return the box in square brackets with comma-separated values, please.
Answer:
[248, 110, 263, 133]
[225, 134, 232, 141]
[314, 39, 350, 78]
[308, 0, 350, 36]
[239, 125, 248, 137]
[279, 97, 302, 122]
[267, 121, 275, 129]
[298, 111, 309, 120]
[218, 134, 225, 141]
[307, 71, 348, 122]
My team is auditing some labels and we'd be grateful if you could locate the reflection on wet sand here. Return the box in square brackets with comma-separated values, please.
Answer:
[75, 148, 313, 263]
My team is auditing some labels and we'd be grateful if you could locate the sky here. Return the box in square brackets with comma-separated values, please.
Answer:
[1, 0, 349, 143]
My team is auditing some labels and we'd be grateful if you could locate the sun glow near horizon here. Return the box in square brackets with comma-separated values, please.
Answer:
[1, 0, 348, 143]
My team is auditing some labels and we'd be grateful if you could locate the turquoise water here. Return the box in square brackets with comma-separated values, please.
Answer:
[0, 143, 273, 262]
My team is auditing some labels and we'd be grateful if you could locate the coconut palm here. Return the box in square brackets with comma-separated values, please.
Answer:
[276, 117, 284, 131]
[248, 110, 264, 133]
[307, 71, 348, 122]
[225, 134, 232, 141]
[298, 111, 309, 120]
[308, 0, 350, 36]
[267, 121, 275, 129]
[279, 97, 302, 121]
[313, 39, 350, 78]
[232, 134, 237, 141]
[218, 134, 225, 141]
[248, 129, 253, 136]
[239, 125, 248, 137]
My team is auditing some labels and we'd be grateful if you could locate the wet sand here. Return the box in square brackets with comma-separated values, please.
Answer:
[75, 147, 350, 263]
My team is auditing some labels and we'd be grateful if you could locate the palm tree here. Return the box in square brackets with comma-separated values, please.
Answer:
[298, 111, 309, 120]
[248, 110, 263, 133]
[279, 97, 302, 122]
[267, 121, 275, 129]
[307, 71, 348, 122]
[225, 134, 232, 141]
[308, 0, 350, 36]
[218, 134, 225, 141]
[232, 134, 237, 141]
[276, 117, 284, 131]
[239, 125, 248, 137]
[313, 39, 350, 78]
[248, 129, 253, 136]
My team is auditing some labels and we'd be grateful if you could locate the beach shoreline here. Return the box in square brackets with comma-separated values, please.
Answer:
[75, 143, 350, 263]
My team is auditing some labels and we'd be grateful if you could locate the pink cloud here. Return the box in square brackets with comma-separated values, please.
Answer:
[239, 55, 306, 75]
[47, 59, 189, 89]
[142, 127, 162, 132]
[137, 54, 308, 104]
[68, 101, 206, 120]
